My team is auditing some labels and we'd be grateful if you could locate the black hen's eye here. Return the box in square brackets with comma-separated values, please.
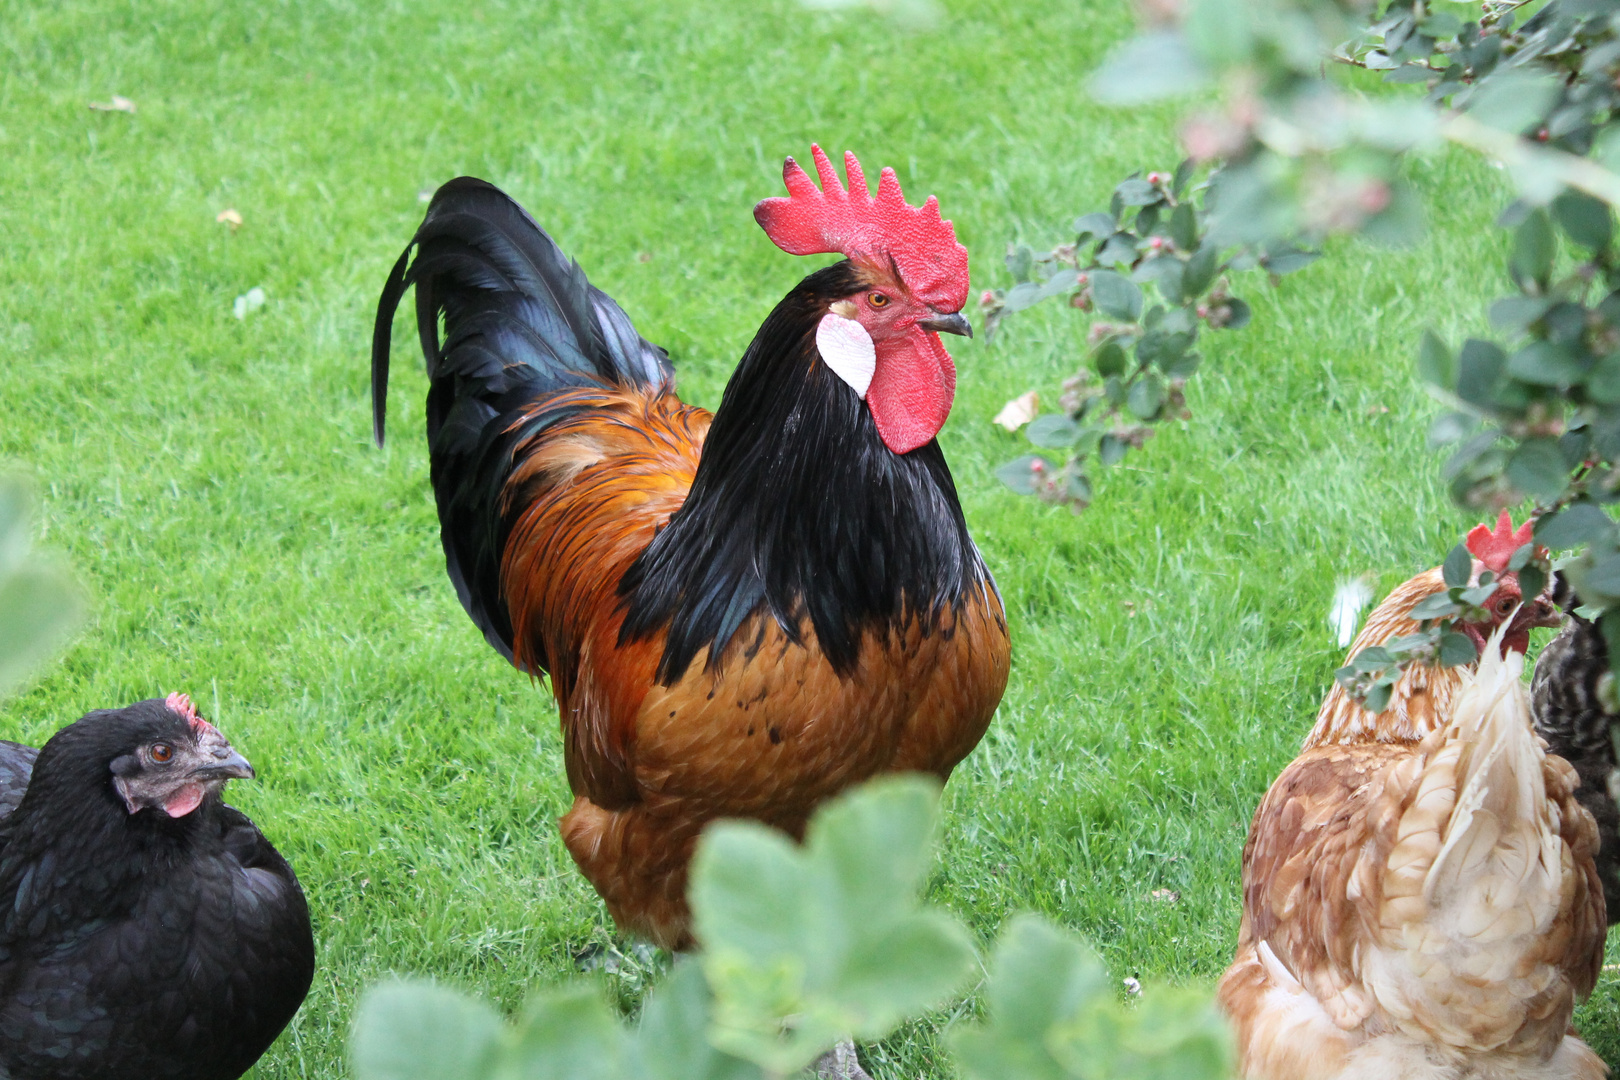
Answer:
[150, 743, 173, 763]
[868, 292, 890, 308]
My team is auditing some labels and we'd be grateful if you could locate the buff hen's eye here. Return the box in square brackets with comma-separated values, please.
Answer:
[868, 292, 890, 308]
[150, 743, 173, 763]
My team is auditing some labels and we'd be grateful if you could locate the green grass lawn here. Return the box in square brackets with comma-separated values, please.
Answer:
[3, 0, 1615, 1075]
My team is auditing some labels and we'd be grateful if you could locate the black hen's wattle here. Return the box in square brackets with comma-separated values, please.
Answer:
[0, 701, 314, 1080]
[1532, 574, 1620, 923]
[617, 261, 992, 683]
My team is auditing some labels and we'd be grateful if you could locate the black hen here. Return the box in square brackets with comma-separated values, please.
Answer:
[0, 696, 313, 1079]
[1532, 574, 1620, 923]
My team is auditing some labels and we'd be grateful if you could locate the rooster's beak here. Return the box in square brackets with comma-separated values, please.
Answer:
[919, 312, 972, 338]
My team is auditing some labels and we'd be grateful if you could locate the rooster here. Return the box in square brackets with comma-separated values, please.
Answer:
[370, 148, 1010, 954]
[0, 695, 314, 1080]
[1217, 515, 1606, 1080]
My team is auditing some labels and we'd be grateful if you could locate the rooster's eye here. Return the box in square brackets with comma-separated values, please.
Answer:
[150, 743, 173, 763]
[1496, 597, 1516, 616]
[868, 292, 890, 308]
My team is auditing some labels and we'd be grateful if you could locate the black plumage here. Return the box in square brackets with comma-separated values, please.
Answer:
[371, 176, 672, 669]
[616, 261, 989, 682]
[0, 699, 313, 1079]
[0, 742, 37, 820]
[1532, 574, 1619, 923]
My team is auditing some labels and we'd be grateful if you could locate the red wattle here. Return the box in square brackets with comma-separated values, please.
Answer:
[867, 330, 956, 454]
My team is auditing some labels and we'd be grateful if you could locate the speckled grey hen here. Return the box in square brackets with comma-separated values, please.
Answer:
[0, 695, 313, 1080]
[1532, 572, 1620, 924]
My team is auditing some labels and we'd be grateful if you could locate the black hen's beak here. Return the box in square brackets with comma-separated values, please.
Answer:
[191, 748, 255, 782]
[919, 312, 972, 338]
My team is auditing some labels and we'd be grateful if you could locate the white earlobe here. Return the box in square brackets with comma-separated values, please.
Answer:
[815, 313, 876, 399]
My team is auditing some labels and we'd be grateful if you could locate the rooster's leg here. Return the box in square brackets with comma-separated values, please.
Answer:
[813, 1039, 873, 1080]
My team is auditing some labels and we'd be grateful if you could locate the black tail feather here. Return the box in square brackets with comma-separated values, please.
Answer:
[370, 177, 672, 666]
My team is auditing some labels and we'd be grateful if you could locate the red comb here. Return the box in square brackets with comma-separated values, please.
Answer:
[165, 692, 217, 736]
[1465, 511, 1541, 574]
[753, 145, 969, 312]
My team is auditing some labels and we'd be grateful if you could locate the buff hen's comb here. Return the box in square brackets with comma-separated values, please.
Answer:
[753, 145, 969, 312]
[1466, 511, 1542, 574]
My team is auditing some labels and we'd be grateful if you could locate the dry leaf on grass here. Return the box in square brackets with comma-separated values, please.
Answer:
[1150, 888, 1180, 903]
[992, 390, 1039, 432]
[216, 209, 243, 231]
[88, 96, 136, 113]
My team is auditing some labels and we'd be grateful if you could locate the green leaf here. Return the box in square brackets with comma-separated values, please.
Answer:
[1006, 244, 1035, 284]
[1510, 208, 1556, 291]
[1603, 609, 1620, 673]
[1365, 681, 1394, 713]
[350, 981, 503, 1080]
[508, 987, 627, 1080]
[1090, 270, 1144, 321]
[1518, 563, 1547, 601]
[691, 777, 975, 1075]
[1184, 0, 1253, 66]
[1027, 414, 1083, 448]
[1439, 632, 1479, 667]
[1428, 411, 1477, 448]
[951, 916, 1109, 1080]
[996, 455, 1058, 496]
[1589, 353, 1620, 405]
[1088, 31, 1212, 105]
[1553, 189, 1613, 252]
[1075, 212, 1117, 242]
[1115, 178, 1159, 207]
[1443, 543, 1473, 589]
[1418, 330, 1454, 388]
[0, 476, 84, 698]
[1572, 551, 1620, 608]
[1455, 339, 1507, 406]
[1354, 645, 1396, 670]
[1094, 341, 1128, 377]
[1181, 244, 1218, 298]
[1172, 158, 1194, 200]
[634, 964, 765, 1080]
[1169, 203, 1197, 252]
[1488, 295, 1552, 334]
[1263, 248, 1321, 276]
[1506, 438, 1572, 501]
[1127, 375, 1165, 420]
[1002, 281, 1044, 314]
[955, 915, 1230, 1080]
[1536, 501, 1616, 550]
[1163, 348, 1202, 378]
[1465, 68, 1563, 135]
[1037, 268, 1080, 302]
[1221, 296, 1251, 330]
[1410, 592, 1462, 620]
[1506, 341, 1587, 387]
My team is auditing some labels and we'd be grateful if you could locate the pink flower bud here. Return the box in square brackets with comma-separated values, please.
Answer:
[1030, 459, 1045, 472]
[979, 289, 997, 307]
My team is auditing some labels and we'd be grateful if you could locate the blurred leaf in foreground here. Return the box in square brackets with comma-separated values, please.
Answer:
[952, 915, 1232, 1080]
[0, 475, 84, 698]
[690, 775, 976, 1074]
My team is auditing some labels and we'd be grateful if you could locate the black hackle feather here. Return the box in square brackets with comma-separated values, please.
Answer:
[617, 261, 993, 683]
